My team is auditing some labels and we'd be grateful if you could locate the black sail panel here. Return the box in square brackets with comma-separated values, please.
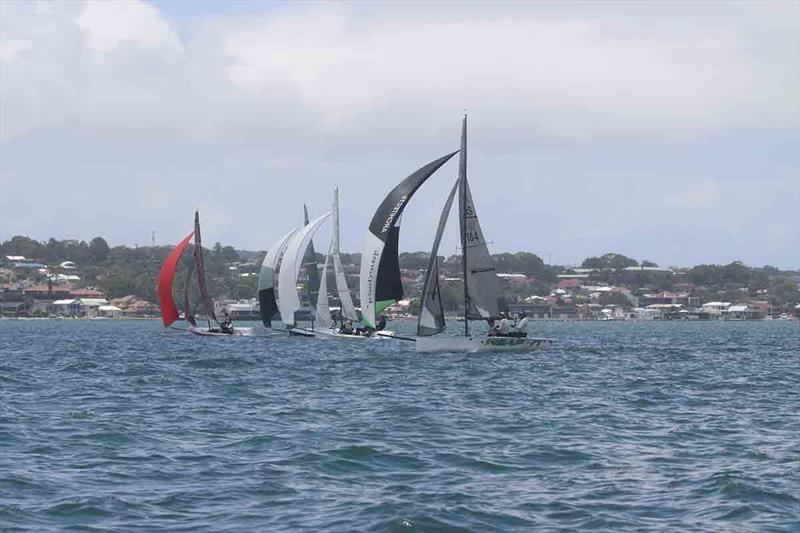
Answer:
[367, 151, 459, 241]
[193, 211, 217, 323]
[375, 222, 403, 303]
[258, 288, 277, 327]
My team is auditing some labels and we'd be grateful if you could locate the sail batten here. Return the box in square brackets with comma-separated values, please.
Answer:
[157, 231, 195, 328]
[417, 179, 459, 336]
[359, 151, 458, 328]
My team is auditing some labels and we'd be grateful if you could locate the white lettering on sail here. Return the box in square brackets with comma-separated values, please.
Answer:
[381, 195, 407, 233]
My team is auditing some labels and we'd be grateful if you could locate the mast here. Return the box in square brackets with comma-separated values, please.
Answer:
[460, 115, 469, 337]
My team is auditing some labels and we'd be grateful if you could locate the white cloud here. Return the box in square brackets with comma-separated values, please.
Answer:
[76, 0, 182, 55]
[0, 0, 798, 267]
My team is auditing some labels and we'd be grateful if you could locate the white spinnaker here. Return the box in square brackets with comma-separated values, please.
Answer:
[315, 241, 334, 329]
[277, 212, 331, 327]
[259, 226, 300, 293]
[332, 188, 357, 320]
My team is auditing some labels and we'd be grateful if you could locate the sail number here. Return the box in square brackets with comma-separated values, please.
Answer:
[465, 225, 481, 243]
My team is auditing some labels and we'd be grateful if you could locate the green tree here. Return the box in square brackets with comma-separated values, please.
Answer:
[89, 237, 110, 262]
[581, 253, 637, 270]
[1, 236, 45, 259]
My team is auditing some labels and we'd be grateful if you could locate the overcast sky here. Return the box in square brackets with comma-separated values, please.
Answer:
[1, 0, 798, 268]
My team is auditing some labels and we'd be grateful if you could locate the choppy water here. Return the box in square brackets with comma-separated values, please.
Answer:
[1, 319, 798, 532]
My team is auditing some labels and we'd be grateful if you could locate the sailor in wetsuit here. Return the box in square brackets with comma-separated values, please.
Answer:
[376, 315, 387, 331]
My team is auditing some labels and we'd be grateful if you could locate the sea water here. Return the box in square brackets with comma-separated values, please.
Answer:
[1, 319, 798, 532]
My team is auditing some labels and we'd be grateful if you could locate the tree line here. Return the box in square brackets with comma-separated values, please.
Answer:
[2, 236, 797, 308]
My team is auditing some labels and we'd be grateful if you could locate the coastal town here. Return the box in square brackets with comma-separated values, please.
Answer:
[1, 236, 798, 322]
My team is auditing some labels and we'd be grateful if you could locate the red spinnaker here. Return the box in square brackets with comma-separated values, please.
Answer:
[158, 231, 195, 328]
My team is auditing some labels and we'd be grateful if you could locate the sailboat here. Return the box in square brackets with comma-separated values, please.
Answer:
[315, 187, 391, 340]
[415, 117, 553, 353]
[357, 151, 459, 336]
[277, 211, 331, 336]
[157, 211, 253, 336]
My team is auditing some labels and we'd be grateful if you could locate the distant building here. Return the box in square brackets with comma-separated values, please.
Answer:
[641, 291, 699, 307]
[702, 302, 731, 317]
[723, 304, 763, 320]
[23, 284, 72, 300]
[509, 303, 551, 319]
[70, 288, 106, 299]
[52, 299, 83, 316]
[97, 305, 122, 318]
[79, 298, 108, 318]
[0, 301, 28, 317]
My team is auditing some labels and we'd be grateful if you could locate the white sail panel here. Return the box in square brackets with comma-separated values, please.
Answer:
[257, 226, 300, 326]
[258, 227, 300, 292]
[315, 241, 334, 330]
[332, 188, 356, 320]
[278, 212, 331, 327]
[359, 231, 385, 329]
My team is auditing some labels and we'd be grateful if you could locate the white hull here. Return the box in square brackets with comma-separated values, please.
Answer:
[188, 326, 253, 337]
[415, 335, 554, 353]
[287, 327, 316, 337]
[314, 328, 395, 340]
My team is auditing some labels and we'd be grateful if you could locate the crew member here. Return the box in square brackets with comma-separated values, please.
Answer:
[498, 312, 511, 336]
[220, 311, 234, 334]
[514, 312, 528, 336]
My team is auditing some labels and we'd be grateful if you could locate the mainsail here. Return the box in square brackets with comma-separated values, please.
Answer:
[193, 211, 217, 323]
[417, 179, 459, 336]
[315, 241, 334, 330]
[459, 116, 502, 322]
[278, 212, 331, 327]
[359, 151, 458, 328]
[183, 250, 197, 327]
[157, 231, 195, 328]
[302, 205, 321, 308]
[258, 227, 301, 327]
[332, 187, 356, 320]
